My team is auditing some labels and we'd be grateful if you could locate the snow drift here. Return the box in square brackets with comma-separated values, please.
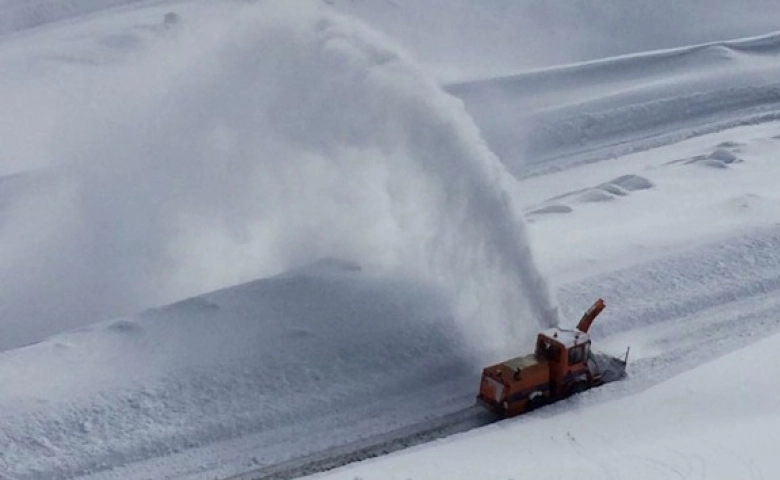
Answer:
[0, 263, 474, 479]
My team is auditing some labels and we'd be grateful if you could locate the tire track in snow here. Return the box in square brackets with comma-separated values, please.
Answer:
[224, 406, 498, 480]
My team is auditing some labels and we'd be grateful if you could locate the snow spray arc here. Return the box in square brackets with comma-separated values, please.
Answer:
[62, 1, 559, 360]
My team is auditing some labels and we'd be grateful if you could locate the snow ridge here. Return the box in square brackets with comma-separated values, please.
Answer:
[449, 30, 780, 177]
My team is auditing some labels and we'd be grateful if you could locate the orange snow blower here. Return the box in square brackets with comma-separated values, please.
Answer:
[477, 298, 627, 417]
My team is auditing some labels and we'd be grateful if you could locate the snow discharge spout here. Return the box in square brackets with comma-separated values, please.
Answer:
[4, 1, 558, 358]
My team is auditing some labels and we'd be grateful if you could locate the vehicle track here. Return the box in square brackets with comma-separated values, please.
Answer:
[224, 406, 499, 480]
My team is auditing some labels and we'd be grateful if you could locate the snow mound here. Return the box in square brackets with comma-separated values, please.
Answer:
[606, 174, 654, 192]
[526, 204, 573, 218]
[529, 174, 655, 213]
[683, 147, 744, 168]
[576, 188, 616, 203]
[706, 147, 743, 165]
[0, 268, 475, 479]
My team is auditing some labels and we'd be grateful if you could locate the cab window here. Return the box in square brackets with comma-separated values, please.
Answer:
[568, 345, 584, 364]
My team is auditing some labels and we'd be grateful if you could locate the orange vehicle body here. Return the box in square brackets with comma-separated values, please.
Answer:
[477, 299, 626, 417]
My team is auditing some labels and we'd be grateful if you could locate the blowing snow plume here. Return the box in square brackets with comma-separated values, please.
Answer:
[0, 1, 557, 357]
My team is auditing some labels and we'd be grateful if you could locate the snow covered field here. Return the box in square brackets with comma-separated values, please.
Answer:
[1, 1, 780, 479]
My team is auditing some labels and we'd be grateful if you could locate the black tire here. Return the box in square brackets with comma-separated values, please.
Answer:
[568, 381, 589, 397]
[528, 392, 546, 410]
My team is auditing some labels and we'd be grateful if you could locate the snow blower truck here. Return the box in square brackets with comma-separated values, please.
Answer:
[477, 298, 627, 417]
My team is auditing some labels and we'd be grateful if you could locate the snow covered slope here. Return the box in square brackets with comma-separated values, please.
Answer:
[0, 261, 478, 479]
[450, 31, 780, 177]
[519, 122, 780, 283]
[2, 1, 780, 479]
[333, 0, 780, 80]
[4, 0, 780, 78]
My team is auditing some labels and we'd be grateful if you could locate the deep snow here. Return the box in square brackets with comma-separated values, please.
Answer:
[2, 1, 780, 479]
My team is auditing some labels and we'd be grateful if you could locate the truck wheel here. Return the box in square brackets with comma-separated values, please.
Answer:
[529, 393, 545, 410]
[568, 381, 588, 397]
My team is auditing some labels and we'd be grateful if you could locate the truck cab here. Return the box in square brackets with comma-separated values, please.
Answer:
[535, 328, 593, 398]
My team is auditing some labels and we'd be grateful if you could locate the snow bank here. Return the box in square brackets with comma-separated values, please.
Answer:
[0, 1, 556, 354]
[449, 32, 780, 177]
[0, 264, 473, 478]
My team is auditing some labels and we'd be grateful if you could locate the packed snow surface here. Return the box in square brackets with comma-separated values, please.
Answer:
[2, 1, 780, 479]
